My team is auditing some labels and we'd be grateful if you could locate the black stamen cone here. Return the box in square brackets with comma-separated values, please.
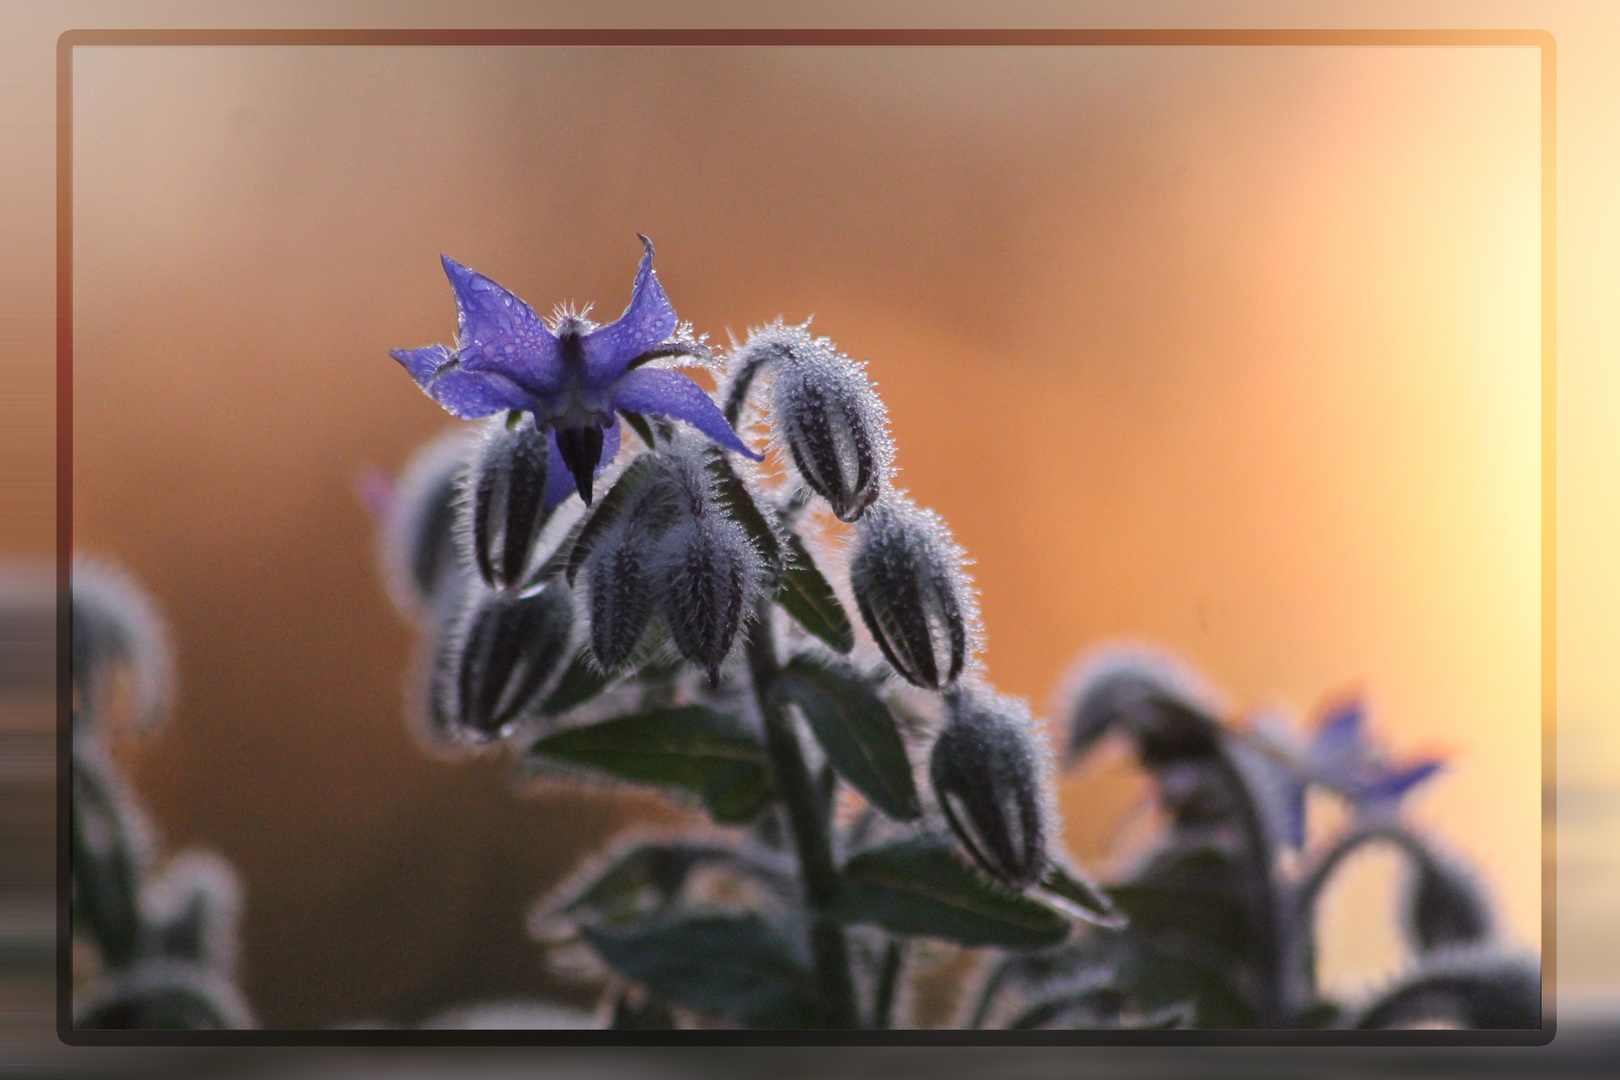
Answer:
[555, 425, 606, 505]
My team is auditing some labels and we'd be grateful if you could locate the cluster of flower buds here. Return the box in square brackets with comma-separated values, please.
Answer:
[929, 687, 1054, 889]
[726, 322, 893, 522]
[848, 493, 979, 690]
[577, 438, 765, 686]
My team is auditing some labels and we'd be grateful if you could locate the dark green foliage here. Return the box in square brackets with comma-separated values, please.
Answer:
[838, 836, 1070, 950]
[583, 913, 821, 1028]
[777, 532, 855, 653]
[773, 655, 920, 820]
[527, 706, 774, 823]
[1037, 862, 1125, 929]
[1355, 952, 1541, 1029]
[70, 753, 144, 970]
[73, 980, 237, 1030]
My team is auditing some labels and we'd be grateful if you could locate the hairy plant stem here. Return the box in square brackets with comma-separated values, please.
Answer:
[872, 938, 906, 1029]
[1290, 822, 1431, 999]
[1208, 743, 1287, 1027]
[745, 602, 858, 1028]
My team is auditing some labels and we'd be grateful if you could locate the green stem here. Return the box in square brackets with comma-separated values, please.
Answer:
[745, 603, 858, 1028]
[872, 938, 906, 1029]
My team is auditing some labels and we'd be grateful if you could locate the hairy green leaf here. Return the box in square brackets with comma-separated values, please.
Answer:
[528, 706, 773, 823]
[774, 655, 919, 820]
[776, 532, 855, 653]
[1038, 862, 1126, 929]
[583, 912, 820, 1029]
[838, 836, 1069, 949]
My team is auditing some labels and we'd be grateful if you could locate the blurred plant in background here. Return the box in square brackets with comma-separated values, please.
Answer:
[69, 559, 252, 1029]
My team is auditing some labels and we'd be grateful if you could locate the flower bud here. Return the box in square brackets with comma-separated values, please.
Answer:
[1407, 850, 1492, 951]
[734, 322, 892, 522]
[370, 428, 474, 619]
[468, 418, 553, 588]
[656, 515, 760, 686]
[929, 689, 1051, 889]
[445, 582, 573, 740]
[70, 557, 174, 733]
[1058, 649, 1221, 768]
[848, 495, 978, 689]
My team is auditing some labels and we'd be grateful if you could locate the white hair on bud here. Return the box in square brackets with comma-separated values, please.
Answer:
[728, 320, 895, 522]
[849, 491, 983, 690]
[70, 555, 176, 734]
[378, 425, 477, 622]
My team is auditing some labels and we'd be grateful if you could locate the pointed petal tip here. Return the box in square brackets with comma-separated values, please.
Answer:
[636, 233, 654, 258]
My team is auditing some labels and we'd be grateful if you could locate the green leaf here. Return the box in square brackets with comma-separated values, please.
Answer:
[565, 454, 665, 587]
[1037, 862, 1126, 929]
[776, 532, 855, 653]
[540, 647, 614, 717]
[838, 836, 1070, 949]
[528, 706, 773, 823]
[71, 755, 143, 969]
[537, 839, 752, 936]
[774, 655, 919, 821]
[704, 451, 782, 572]
[583, 912, 820, 1029]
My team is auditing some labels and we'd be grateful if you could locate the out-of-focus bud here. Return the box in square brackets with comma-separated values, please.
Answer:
[1407, 849, 1493, 952]
[70, 557, 174, 733]
[848, 494, 978, 689]
[468, 418, 553, 588]
[1057, 648, 1221, 768]
[444, 582, 573, 740]
[729, 322, 892, 522]
[656, 515, 760, 687]
[365, 427, 475, 619]
[929, 688, 1051, 889]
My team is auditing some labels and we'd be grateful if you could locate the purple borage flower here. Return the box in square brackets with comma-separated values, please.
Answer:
[1260, 697, 1445, 849]
[391, 236, 762, 506]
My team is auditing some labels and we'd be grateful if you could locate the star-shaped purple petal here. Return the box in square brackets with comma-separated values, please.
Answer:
[610, 367, 763, 461]
[1306, 698, 1444, 817]
[390, 345, 533, 419]
[440, 257, 565, 395]
[580, 235, 679, 385]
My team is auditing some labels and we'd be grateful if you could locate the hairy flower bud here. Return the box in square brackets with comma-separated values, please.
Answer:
[1058, 649, 1221, 768]
[585, 515, 661, 674]
[468, 418, 553, 588]
[1407, 850, 1492, 952]
[445, 582, 573, 740]
[656, 515, 760, 687]
[70, 557, 174, 733]
[930, 689, 1051, 889]
[848, 495, 978, 689]
[368, 428, 474, 619]
[731, 322, 892, 522]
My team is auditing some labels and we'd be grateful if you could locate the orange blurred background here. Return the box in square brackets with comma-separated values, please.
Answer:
[58, 41, 1547, 1027]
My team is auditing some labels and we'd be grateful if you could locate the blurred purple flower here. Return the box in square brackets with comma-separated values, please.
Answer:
[391, 235, 760, 505]
[1258, 698, 1444, 849]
